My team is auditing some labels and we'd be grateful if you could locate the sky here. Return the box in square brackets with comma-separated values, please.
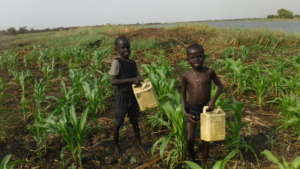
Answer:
[1, 0, 300, 30]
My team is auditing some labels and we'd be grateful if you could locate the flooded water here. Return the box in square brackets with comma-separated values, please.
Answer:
[145, 20, 300, 34]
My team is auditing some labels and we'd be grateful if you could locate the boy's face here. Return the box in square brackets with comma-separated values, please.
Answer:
[187, 48, 205, 69]
[116, 40, 131, 58]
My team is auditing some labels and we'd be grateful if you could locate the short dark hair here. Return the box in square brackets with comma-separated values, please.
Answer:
[115, 36, 130, 46]
[186, 43, 204, 54]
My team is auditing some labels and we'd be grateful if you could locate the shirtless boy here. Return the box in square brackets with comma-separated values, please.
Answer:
[109, 36, 143, 153]
[181, 44, 223, 162]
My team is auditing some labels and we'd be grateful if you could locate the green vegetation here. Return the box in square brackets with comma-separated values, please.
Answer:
[0, 154, 21, 169]
[262, 150, 300, 169]
[185, 150, 238, 169]
[40, 105, 91, 167]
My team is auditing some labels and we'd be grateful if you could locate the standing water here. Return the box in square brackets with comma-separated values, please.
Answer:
[145, 20, 300, 33]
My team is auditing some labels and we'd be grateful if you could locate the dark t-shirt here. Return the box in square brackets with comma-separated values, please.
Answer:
[109, 57, 138, 92]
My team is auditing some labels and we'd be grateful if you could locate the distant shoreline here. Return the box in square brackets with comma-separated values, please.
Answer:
[2, 17, 300, 31]
[131, 17, 300, 26]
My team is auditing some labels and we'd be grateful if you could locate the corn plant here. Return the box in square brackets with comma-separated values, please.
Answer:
[37, 49, 49, 68]
[0, 154, 21, 169]
[69, 68, 88, 95]
[90, 48, 111, 71]
[267, 68, 284, 97]
[0, 50, 18, 70]
[65, 47, 87, 67]
[283, 76, 300, 94]
[221, 58, 248, 94]
[50, 81, 80, 116]
[10, 70, 32, 120]
[41, 57, 56, 81]
[184, 150, 239, 169]
[40, 105, 91, 167]
[262, 150, 300, 169]
[27, 80, 49, 156]
[151, 92, 187, 169]
[223, 47, 236, 58]
[82, 73, 112, 119]
[240, 45, 249, 60]
[251, 76, 270, 106]
[142, 54, 175, 102]
[82, 80, 99, 115]
[226, 101, 256, 159]
[248, 62, 270, 107]
[276, 95, 300, 137]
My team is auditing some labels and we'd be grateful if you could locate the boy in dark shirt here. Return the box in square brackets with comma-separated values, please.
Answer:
[181, 44, 223, 162]
[109, 36, 143, 152]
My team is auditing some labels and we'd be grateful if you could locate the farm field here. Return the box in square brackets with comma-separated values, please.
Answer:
[0, 24, 300, 169]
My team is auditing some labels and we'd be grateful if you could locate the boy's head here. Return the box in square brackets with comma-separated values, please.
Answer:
[115, 36, 131, 58]
[186, 44, 205, 69]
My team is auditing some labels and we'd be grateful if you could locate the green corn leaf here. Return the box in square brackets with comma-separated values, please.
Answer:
[151, 137, 165, 155]
[213, 150, 238, 169]
[262, 150, 284, 168]
[1, 154, 12, 167]
[80, 108, 88, 132]
[291, 157, 300, 169]
[159, 136, 171, 157]
[282, 158, 289, 168]
[184, 161, 203, 169]
[69, 106, 78, 126]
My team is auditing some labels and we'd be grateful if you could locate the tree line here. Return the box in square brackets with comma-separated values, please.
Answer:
[0, 26, 79, 35]
[267, 8, 300, 19]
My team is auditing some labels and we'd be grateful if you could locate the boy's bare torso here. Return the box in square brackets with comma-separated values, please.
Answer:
[183, 67, 214, 106]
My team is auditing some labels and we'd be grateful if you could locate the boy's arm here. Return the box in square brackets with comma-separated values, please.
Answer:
[181, 76, 187, 114]
[208, 70, 223, 111]
[109, 59, 142, 85]
[111, 76, 142, 85]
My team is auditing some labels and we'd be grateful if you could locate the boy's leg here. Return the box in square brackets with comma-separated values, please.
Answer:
[114, 114, 125, 152]
[114, 117, 124, 143]
[114, 93, 127, 152]
[128, 96, 141, 144]
[202, 141, 209, 162]
[129, 117, 141, 144]
[187, 120, 196, 160]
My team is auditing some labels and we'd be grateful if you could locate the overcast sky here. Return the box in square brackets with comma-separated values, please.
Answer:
[1, 0, 300, 30]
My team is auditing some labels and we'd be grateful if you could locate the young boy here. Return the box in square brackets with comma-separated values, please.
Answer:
[181, 44, 223, 162]
[109, 36, 143, 153]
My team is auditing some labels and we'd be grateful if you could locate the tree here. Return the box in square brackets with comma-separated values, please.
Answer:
[7, 27, 17, 35]
[267, 15, 277, 19]
[277, 8, 294, 18]
[18, 26, 28, 33]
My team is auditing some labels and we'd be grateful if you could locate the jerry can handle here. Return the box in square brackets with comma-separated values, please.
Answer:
[132, 79, 152, 90]
[203, 106, 210, 114]
[203, 106, 223, 114]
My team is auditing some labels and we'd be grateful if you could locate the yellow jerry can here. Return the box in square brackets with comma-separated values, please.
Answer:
[200, 106, 225, 142]
[132, 80, 159, 111]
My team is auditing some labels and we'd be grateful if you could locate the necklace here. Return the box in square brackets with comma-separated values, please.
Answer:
[193, 70, 201, 83]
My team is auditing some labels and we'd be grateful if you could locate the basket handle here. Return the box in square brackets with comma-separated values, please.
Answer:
[133, 80, 152, 90]
[203, 106, 223, 114]
[203, 106, 210, 113]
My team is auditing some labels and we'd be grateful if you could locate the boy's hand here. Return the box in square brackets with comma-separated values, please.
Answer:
[133, 76, 143, 85]
[185, 113, 198, 123]
[207, 102, 215, 111]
